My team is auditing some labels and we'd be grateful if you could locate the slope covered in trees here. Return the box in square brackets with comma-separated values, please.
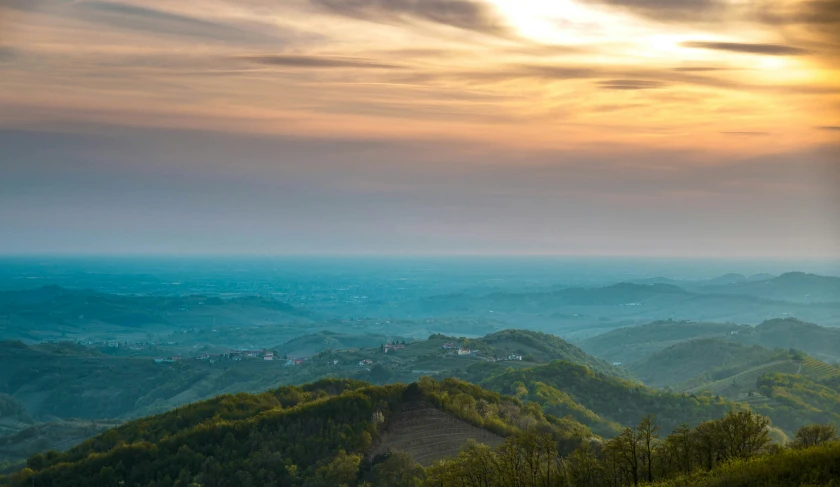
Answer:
[627, 338, 786, 389]
[580, 318, 840, 364]
[3, 374, 840, 487]
[474, 361, 734, 437]
[437, 329, 634, 380]
[0, 378, 592, 487]
[427, 411, 839, 487]
[754, 373, 840, 433]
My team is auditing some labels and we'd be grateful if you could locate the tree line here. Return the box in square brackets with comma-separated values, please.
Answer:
[422, 412, 838, 487]
[1, 377, 838, 487]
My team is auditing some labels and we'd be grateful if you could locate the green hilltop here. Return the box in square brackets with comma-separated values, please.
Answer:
[2, 377, 838, 487]
[580, 318, 840, 364]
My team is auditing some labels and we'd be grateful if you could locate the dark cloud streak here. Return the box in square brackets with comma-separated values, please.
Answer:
[583, 0, 725, 22]
[598, 79, 666, 90]
[75, 1, 295, 44]
[0, 45, 16, 61]
[756, 0, 840, 26]
[672, 66, 739, 72]
[681, 41, 808, 55]
[243, 55, 403, 69]
[308, 0, 509, 36]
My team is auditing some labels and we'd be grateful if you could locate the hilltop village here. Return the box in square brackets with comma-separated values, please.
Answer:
[145, 338, 527, 370]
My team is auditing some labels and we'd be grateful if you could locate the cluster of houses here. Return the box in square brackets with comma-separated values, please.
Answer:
[154, 355, 182, 363]
[441, 342, 522, 361]
[77, 339, 151, 351]
[229, 350, 275, 361]
[384, 342, 406, 353]
[484, 354, 522, 362]
[154, 349, 280, 364]
[440, 342, 522, 362]
[443, 342, 479, 356]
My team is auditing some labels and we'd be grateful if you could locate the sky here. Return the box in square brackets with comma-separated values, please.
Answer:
[0, 0, 839, 257]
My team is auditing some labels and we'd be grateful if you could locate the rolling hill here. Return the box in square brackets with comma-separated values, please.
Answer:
[405, 281, 840, 332]
[627, 338, 787, 388]
[5, 326, 839, 469]
[698, 272, 840, 304]
[0, 286, 314, 343]
[275, 331, 398, 358]
[578, 320, 748, 363]
[0, 378, 591, 487]
[0, 329, 626, 464]
[4, 375, 838, 487]
[755, 372, 840, 433]
[579, 318, 840, 364]
[474, 360, 736, 436]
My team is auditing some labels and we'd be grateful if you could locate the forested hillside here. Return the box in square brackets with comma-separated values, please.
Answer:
[0, 378, 592, 487]
[580, 318, 840, 364]
[6, 326, 840, 469]
[473, 361, 734, 436]
[2, 378, 838, 487]
[436, 329, 634, 380]
[627, 339, 787, 388]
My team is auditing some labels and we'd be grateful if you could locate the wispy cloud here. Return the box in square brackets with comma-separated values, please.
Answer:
[0, 0, 56, 10]
[242, 55, 403, 69]
[598, 79, 666, 90]
[672, 66, 740, 72]
[756, 0, 840, 26]
[73, 1, 294, 44]
[308, 0, 509, 36]
[583, 0, 726, 21]
[0, 45, 16, 61]
[681, 41, 809, 55]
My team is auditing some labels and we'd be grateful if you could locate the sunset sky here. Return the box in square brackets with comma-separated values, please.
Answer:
[1, 0, 838, 257]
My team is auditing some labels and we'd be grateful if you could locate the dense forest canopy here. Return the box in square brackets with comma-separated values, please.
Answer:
[1, 377, 838, 487]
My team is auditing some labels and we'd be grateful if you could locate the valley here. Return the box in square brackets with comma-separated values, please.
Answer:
[1, 263, 839, 483]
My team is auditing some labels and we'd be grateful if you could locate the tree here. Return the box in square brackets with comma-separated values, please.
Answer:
[793, 424, 837, 448]
[636, 415, 660, 483]
[605, 427, 640, 486]
[368, 451, 424, 487]
[663, 423, 694, 477]
[566, 443, 602, 487]
[716, 410, 771, 462]
[308, 450, 361, 487]
[454, 441, 496, 487]
[693, 420, 720, 471]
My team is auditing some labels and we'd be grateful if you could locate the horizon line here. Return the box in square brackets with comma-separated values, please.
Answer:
[0, 252, 838, 261]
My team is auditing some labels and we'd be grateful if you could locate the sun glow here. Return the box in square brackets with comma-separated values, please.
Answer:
[489, 0, 623, 45]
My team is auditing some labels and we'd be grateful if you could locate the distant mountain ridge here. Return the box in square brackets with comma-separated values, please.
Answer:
[406, 278, 840, 331]
[628, 272, 840, 304]
[626, 338, 786, 388]
[580, 318, 840, 364]
[0, 286, 314, 342]
[699, 272, 840, 304]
